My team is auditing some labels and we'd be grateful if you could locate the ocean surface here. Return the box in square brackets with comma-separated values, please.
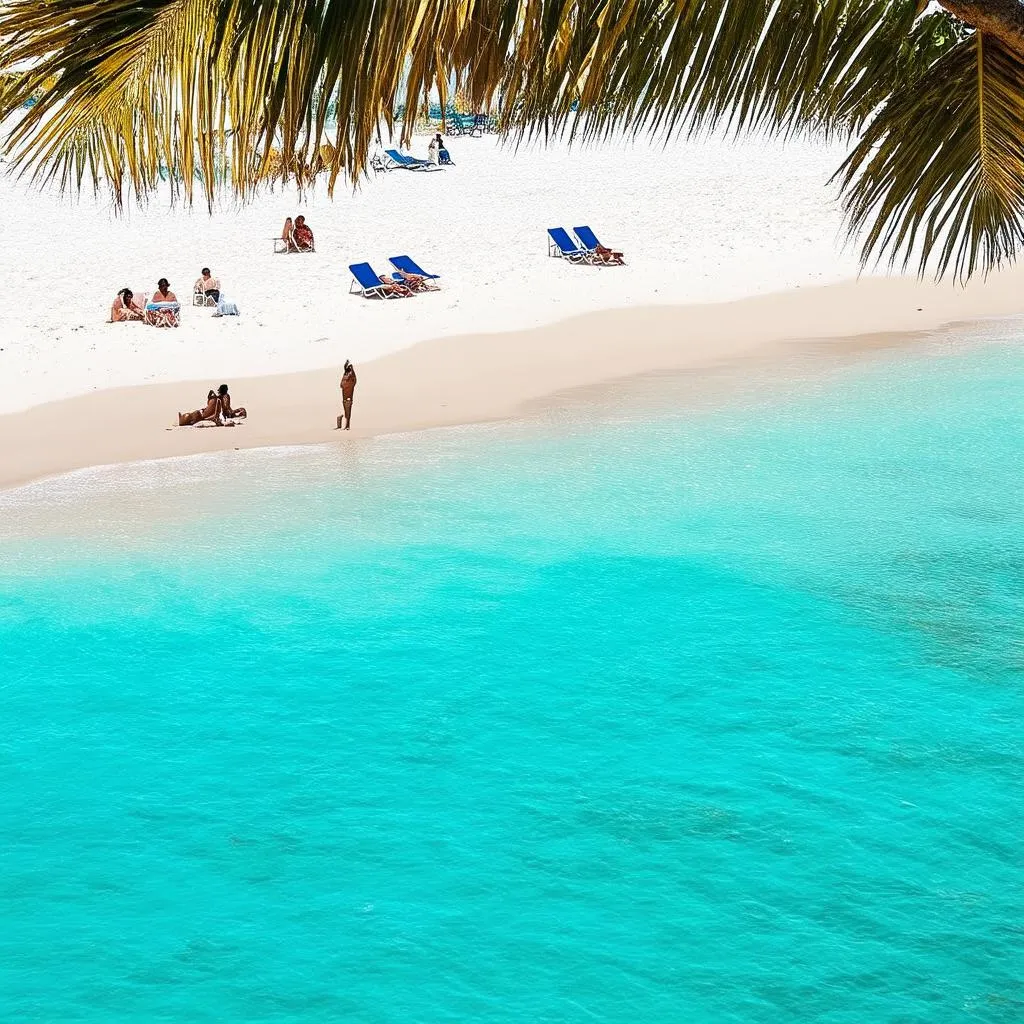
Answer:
[1, 325, 1023, 1022]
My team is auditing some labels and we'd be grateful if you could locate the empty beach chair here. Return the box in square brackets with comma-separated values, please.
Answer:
[349, 262, 407, 299]
[389, 255, 441, 290]
[547, 227, 590, 264]
[573, 225, 626, 265]
[383, 149, 440, 172]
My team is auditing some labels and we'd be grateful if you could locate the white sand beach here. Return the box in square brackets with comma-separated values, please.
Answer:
[3, 129, 1024, 490]
[0, 130, 860, 414]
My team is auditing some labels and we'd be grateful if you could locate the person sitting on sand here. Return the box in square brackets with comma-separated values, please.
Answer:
[110, 288, 144, 322]
[377, 274, 412, 297]
[194, 267, 220, 304]
[146, 278, 180, 327]
[178, 389, 222, 426]
[591, 244, 625, 266]
[436, 134, 453, 165]
[293, 215, 314, 252]
[216, 383, 247, 419]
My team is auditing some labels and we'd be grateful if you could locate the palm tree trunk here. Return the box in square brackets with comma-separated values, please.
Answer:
[940, 0, 1024, 56]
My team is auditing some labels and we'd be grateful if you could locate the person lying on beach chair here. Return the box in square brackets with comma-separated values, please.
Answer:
[591, 244, 625, 266]
[572, 226, 626, 265]
[391, 269, 431, 292]
[110, 288, 144, 322]
[145, 278, 180, 327]
[178, 390, 223, 426]
[216, 383, 247, 419]
[378, 274, 413, 297]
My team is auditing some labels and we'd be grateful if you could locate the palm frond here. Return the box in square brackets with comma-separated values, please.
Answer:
[839, 31, 1024, 280]
[0, 0, 922, 199]
[0, 0, 1017, 279]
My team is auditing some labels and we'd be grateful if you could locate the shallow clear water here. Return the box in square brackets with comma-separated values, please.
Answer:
[2, 327, 1023, 1022]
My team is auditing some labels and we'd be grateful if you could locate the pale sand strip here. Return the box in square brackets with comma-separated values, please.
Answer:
[2, 271, 1023, 492]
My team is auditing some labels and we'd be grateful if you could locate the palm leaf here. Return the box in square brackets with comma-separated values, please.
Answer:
[0, 0, 1013, 279]
[839, 31, 1024, 280]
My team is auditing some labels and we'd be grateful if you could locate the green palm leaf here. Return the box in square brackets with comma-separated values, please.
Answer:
[839, 30, 1024, 280]
[0, 0, 1018, 279]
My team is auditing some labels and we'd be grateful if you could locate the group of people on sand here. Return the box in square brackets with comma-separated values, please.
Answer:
[110, 278, 181, 327]
[111, 269, 235, 326]
[178, 384, 247, 426]
[280, 215, 315, 253]
[175, 363, 357, 431]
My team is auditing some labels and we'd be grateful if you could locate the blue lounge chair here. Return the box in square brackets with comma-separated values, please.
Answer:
[389, 255, 441, 290]
[547, 227, 590, 264]
[573, 225, 626, 265]
[383, 148, 439, 172]
[349, 262, 405, 299]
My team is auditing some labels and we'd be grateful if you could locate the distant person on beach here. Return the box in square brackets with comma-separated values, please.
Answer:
[217, 383, 247, 419]
[281, 216, 295, 252]
[178, 389, 222, 426]
[377, 274, 412, 297]
[293, 215, 314, 252]
[337, 361, 357, 430]
[194, 267, 220, 303]
[110, 288, 144, 322]
[592, 244, 625, 266]
[436, 134, 452, 165]
[146, 278, 180, 327]
[393, 269, 429, 292]
[428, 135, 440, 165]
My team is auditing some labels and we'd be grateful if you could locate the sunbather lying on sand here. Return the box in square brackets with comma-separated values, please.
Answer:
[110, 288, 145, 322]
[377, 274, 413, 297]
[591, 244, 625, 266]
[177, 384, 247, 427]
[178, 390, 223, 426]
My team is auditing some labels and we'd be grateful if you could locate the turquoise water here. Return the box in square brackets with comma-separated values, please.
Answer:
[2, 330, 1023, 1021]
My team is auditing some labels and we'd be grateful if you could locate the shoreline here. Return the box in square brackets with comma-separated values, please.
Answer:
[3, 272, 1024, 493]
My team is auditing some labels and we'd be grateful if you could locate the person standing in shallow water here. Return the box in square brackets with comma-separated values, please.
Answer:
[338, 361, 357, 430]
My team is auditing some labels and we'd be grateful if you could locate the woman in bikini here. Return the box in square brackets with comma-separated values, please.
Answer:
[178, 390, 222, 426]
[216, 383, 247, 419]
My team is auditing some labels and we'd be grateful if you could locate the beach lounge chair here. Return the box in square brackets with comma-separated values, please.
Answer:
[349, 262, 406, 299]
[383, 149, 440, 172]
[573, 225, 626, 265]
[389, 255, 441, 290]
[547, 227, 591, 264]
